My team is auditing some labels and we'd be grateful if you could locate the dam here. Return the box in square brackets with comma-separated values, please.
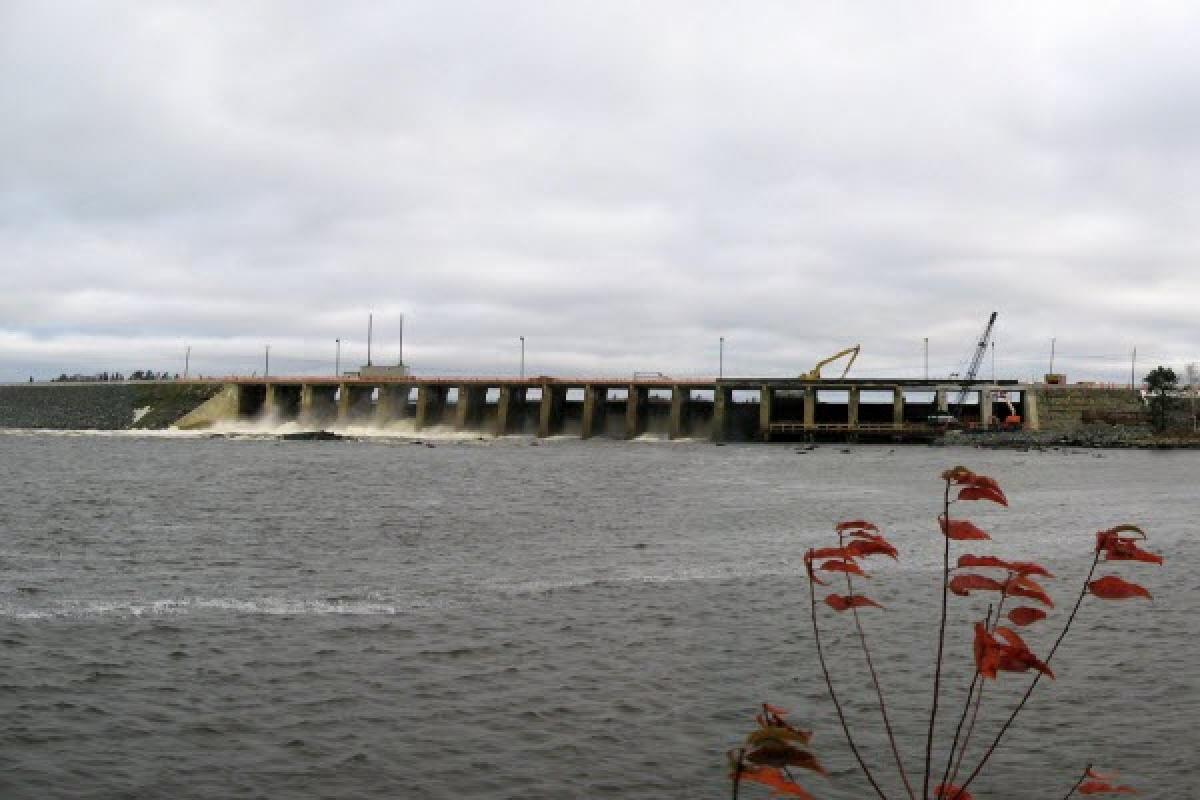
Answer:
[0, 376, 1151, 440]
[169, 375, 1053, 442]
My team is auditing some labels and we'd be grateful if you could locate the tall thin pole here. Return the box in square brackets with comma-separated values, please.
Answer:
[924, 337, 929, 380]
[991, 340, 995, 382]
[1130, 347, 1136, 389]
[367, 313, 373, 367]
[265, 345, 270, 378]
[335, 338, 341, 376]
[719, 337, 724, 379]
[1049, 337, 1056, 376]
[184, 345, 191, 378]
[520, 336, 525, 379]
[398, 314, 404, 366]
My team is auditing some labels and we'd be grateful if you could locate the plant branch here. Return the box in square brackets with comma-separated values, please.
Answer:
[923, 480, 952, 800]
[1061, 763, 1092, 800]
[950, 552, 1101, 799]
[937, 603, 994, 794]
[809, 570, 891, 800]
[842, 533, 917, 800]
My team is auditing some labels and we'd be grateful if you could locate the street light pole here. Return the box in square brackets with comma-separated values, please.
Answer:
[184, 345, 190, 378]
[520, 336, 525, 379]
[719, 337, 724, 379]
[924, 337, 929, 380]
[335, 338, 341, 376]
[265, 345, 270, 378]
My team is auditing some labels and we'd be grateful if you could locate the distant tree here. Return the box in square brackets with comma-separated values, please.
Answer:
[1144, 365, 1178, 432]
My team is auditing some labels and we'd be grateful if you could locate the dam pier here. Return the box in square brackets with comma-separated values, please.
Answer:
[173, 376, 1060, 442]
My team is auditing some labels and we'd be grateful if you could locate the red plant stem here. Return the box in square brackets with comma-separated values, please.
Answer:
[809, 571, 891, 800]
[731, 748, 743, 800]
[950, 552, 1102, 799]
[1061, 763, 1092, 800]
[937, 603, 995, 793]
[841, 534, 917, 800]
[923, 480, 952, 800]
[946, 584, 1010, 786]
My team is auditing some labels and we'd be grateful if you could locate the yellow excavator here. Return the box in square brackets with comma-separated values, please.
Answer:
[799, 345, 860, 380]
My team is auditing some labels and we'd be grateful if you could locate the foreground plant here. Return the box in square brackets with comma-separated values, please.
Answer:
[730, 466, 1162, 799]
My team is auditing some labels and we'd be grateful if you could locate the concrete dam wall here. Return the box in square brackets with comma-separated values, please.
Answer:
[0, 379, 1153, 440]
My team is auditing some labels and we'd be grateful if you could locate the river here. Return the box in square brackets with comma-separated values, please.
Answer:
[1, 432, 1194, 798]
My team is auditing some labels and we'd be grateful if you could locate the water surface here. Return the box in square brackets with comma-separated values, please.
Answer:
[1, 433, 1194, 798]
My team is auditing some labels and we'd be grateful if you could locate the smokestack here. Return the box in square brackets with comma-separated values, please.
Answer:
[367, 313, 373, 367]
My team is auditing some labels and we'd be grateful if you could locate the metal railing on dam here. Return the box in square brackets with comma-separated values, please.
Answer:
[166, 375, 1038, 442]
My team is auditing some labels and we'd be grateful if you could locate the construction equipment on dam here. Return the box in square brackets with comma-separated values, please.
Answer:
[798, 345, 860, 381]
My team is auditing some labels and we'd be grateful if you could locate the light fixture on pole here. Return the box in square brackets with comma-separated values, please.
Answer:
[367, 313, 373, 367]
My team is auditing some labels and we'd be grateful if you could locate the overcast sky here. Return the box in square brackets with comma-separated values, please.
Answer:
[3, 2, 1198, 382]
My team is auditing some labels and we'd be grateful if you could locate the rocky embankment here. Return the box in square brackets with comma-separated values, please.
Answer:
[959, 427, 1200, 450]
[0, 383, 220, 430]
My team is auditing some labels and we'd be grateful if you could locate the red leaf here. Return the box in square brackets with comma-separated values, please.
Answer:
[809, 546, 850, 560]
[1088, 575, 1152, 600]
[957, 554, 1054, 578]
[948, 573, 1006, 596]
[1086, 768, 1120, 781]
[836, 519, 878, 532]
[1102, 538, 1164, 565]
[1008, 575, 1054, 608]
[939, 516, 991, 541]
[1007, 606, 1047, 626]
[934, 782, 975, 800]
[762, 703, 789, 718]
[818, 559, 866, 577]
[1006, 559, 1054, 578]
[845, 538, 899, 560]
[824, 593, 884, 612]
[958, 485, 1008, 506]
[973, 621, 1054, 680]
[993, 626, 1028, 650]
[736, 765, 816, 798]
[1078, 780, 1139, 795]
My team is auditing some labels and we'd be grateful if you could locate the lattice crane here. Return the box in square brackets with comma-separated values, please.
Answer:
[953, 312, 997, 412]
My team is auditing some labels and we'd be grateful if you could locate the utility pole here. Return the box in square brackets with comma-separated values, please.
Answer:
[1049, 337, 1056, 376]
[367, 313, 373, 367]
[923, 337, 929, 380]
[1130, 347, 1136, 389]
[335, 338, 341, 376]
[519, 336, 525, 379]
[184, 345, 190, 378]
[398, 314, 404, 366]
[264, 345, 270, 378]
[991, 340, 996, 382]
[719, 337, 724, 379]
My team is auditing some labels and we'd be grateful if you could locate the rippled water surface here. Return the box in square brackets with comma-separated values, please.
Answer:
[1, 433, 1196, 798]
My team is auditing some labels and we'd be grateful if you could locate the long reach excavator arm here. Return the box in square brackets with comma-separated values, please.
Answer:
[799, 345, 860, 381]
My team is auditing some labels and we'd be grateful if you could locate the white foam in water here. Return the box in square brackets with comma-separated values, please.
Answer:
[2, 595, 443, 619]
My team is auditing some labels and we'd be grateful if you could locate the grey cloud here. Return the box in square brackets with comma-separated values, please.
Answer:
[2, 1, 1198, 383]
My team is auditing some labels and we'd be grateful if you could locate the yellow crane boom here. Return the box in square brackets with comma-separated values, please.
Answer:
[799, 345, 860, 380]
